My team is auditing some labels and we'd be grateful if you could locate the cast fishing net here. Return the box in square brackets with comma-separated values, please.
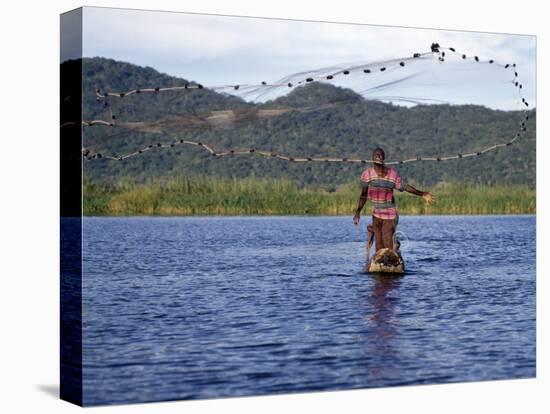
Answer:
[76, 43, 533, 173]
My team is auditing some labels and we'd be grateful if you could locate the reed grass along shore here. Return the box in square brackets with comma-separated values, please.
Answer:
[83, 177, 535, 216]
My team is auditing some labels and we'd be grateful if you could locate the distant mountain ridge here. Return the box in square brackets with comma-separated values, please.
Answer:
[79, 57, 536, 189]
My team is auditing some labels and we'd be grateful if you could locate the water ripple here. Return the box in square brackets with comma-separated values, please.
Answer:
[82, 215, 535, 406]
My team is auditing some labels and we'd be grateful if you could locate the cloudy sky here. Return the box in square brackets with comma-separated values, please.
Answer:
[79, 6, 536, 110]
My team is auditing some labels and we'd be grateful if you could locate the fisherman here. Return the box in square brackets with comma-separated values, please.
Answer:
[353, 147, 433, 252]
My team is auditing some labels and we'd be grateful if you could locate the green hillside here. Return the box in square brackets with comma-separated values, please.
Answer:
[80, 57, 536, 190]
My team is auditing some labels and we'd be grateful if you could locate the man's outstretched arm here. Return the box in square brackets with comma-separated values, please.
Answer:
[405, 184, 434, 204]
[353, 186, 368, 225]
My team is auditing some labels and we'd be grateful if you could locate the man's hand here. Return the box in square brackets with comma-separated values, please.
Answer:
[422, 192, 435, 204]
[353, 211, 361, 226]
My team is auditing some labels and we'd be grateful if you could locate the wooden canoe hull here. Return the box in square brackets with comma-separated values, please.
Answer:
[366, 248, 405, 274]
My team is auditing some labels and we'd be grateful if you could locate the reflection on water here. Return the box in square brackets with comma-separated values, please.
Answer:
[365, 275, 403, 381]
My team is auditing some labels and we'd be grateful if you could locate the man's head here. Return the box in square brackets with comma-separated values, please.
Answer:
[373, 147, 385, 165]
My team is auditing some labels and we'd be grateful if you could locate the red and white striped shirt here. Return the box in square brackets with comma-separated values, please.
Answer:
[360, 166, 407, 219]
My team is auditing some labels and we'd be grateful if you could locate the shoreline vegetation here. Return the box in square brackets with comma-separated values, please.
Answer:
[83, 177, 535, 216]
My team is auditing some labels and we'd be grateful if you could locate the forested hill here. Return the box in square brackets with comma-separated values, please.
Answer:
[80, 57, 536, 189]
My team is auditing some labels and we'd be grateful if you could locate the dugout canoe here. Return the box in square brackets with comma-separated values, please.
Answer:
[366, 248, 405, 274]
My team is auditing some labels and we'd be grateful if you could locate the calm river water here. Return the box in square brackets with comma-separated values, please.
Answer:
[81, 215, 535, 405]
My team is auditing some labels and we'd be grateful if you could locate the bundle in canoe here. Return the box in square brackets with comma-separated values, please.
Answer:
[366, 248, 405, 274]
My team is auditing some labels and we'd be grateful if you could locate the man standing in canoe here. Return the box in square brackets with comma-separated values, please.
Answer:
[353, 147, 434, 252]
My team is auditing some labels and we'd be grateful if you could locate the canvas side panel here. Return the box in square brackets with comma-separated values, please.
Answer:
[60, 7, 83, 407]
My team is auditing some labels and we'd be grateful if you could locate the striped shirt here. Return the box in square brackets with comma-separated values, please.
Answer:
[360, 166, 408, 219]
